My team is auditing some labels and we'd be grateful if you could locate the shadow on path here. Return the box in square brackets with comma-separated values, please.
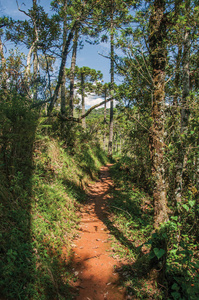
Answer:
[71, 164, 142, 300]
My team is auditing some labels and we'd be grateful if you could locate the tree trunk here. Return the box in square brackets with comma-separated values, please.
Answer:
[69, 28, 78, 117]
[47, 23, 76, 114]
[168, 45, 182, 204]
[25, 44, 35, 80]
[103, 87, 107, 151]
[0, 37, 7, 90]
[61, 0, 68, 116]
[175, 29, 190, 207]
[148, 0, 169, 287]
[81, 72, 86, 129]
[181, 31, 190, 133]
[108, 12, 114, 157]
[60, 64, 66, 115]
[33, 50, 39, 101]
[45, 54, 52, 98]
[149, 0, 168, 229]
[32, 0, 39, 102]
[173, 45, 182, 107]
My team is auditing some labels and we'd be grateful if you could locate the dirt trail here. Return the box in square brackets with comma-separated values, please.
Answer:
[72, 164, 126, 300]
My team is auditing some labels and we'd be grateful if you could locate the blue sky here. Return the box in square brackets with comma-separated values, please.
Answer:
[0, 0, 116, 107]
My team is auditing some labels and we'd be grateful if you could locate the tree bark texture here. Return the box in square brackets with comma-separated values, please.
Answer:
[81, 72, 86, 129]
[103, 87, 107, 151]
[168, 45, 182, 203]
[0, 37, 7, 89]
[48, 23, 76, 114]
[149, 0, 168, 229]
[69, 28, 78, 117]
[173, 45, 182, 107]
[61, 0, 68, 116]
[108, 12, 114, 157]
[32, 0, 39, 101]
[33, 50, 39, 101]
[25, 44, 36, 79]
[175, 29, 190, 207]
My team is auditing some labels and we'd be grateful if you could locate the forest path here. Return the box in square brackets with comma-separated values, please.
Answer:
[71, 164, 126, 300]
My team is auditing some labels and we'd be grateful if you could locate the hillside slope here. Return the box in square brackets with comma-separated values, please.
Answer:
[0, 108, 109, 300]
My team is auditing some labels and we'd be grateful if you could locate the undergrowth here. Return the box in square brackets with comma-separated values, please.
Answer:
[107, 160, 157, 299]
[0, 97, 109, 300]
[108, 157, 199, 300]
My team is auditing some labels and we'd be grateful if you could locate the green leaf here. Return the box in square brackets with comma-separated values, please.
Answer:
[182, 204, 189, 212]
[172, 283, 179, 291]
[153, 248, 166, 259]
[194, 260, 199, 268]
[171, 216, 178, 221]
[149, 251, 156, 259]
[171, 291, 181, 299]
[170, 249, 177, 255]
[189, 200, 195, 207]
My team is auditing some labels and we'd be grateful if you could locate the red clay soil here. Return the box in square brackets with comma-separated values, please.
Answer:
[71, 164, 126, 300]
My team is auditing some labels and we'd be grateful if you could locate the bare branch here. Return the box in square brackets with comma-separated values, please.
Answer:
[81, 97, 112, 119]
[59, 97, 112, 122]
[16, 0, 30, 17]
[98, 52, 110, 60]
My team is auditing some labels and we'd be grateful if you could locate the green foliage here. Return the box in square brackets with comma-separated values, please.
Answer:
[108, 162, 153, 257]
[0, 90, 38, 299]
[107, 163, 163, 299]
[6, 3, 60, 49]
[1, 0, 199, 299]
[165, 191, 199, 300]
[152, 247, 166, 260]
[65, 65, 103, 98]
[0, 88, 109, 299]
[108, 160, 199, 300]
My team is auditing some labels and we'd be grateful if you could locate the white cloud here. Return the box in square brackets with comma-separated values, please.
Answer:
[85, 94, 105, 109]
[85, 94, 116, 110]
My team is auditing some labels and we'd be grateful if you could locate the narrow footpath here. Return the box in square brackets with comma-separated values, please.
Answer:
[71, 164, 126, 300]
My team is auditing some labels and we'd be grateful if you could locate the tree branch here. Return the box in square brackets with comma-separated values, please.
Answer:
[98, 52, 110, 60]
[16, 0, 30, 18]
[47, 21, 78, 114]
[59, 97, 112, 122]
[30, 98, 52, 109]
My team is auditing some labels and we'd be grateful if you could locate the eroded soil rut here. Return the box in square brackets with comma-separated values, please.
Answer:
[72, 164, 125, 300]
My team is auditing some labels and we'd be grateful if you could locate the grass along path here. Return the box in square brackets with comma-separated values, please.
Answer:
[71, 164, 126, 300]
